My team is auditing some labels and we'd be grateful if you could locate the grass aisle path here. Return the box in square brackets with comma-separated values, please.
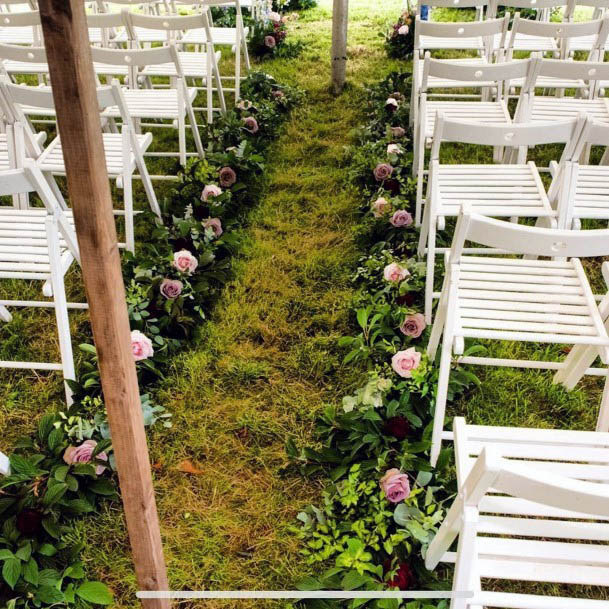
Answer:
[82, 1, 405, 605]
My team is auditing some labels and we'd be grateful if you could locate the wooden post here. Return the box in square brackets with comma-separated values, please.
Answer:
[331, 0, 349, 95]
[37, 2, 170, 607]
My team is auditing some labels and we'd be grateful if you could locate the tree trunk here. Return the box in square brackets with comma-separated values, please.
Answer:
[331, 0, 349, 95]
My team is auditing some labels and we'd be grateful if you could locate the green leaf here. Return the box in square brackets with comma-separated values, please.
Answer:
[36, 585, 65, 604]
[8, 455, 40, 477]
[341, 570, 370, 590]
[42, 482, 68, 506]
[47, 428, 65, 453]
[37, 543, 57, 557]
[54, 465, 69, 482]
[0, 549, 15, 561]
[23, 558, 39, 586]
[42, 517, 62, 540]
[37, 414, 56, 442]
[79, 343, 98, 355]
[88, 479, 116, 496]
[76, 581, 114, 605]
[2, 558, 21, 589]
[295, 576, 322, 591]
[15, 542, 31, 561]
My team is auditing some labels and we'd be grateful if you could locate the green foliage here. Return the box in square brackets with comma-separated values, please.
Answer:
[250, 18, 304, 59]
[384, 11, 416, 59]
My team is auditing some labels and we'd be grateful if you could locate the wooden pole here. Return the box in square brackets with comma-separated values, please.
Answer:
[37, 2, 170, 607]
[331, 0, 348, 95]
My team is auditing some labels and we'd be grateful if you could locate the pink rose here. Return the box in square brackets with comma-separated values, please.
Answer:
[372, 197, 390, 218]
[386, 97, 399, 109]
[237, 99, 252, 110]
[243, 116, 259, 133]
[398, 24, 409, 35]
[131, 329, 154, 362]
[387, 144, 402, 155]
[219, 166, 237, 187]
[264, 35, 276, 48]
[201, 184, 223, 202]
[390, 210, 413, 227]
[173, 249, 198, 274]
[380, 468, 410, 503]
[374, 163, 394, 181]
[391, 347, 422, 378]
[391, 127, 406, 138]
[203, 217, 223, 237]
[383, 262, 410, 283]
[64, 439, 108, 475]
[272, 89, 285, 99]
[160, 278, 183, 299]
[400, 313, 426, 338]
[268, 10, 281, 22]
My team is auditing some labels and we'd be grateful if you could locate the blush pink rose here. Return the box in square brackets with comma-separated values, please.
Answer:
[201, 184, 223, 202]
[398, 24, 409, 35]
[264, 35, 276, 48]
[383, 262, 410, 283]
[391, 126, 406, 138]
[400, 313, 426, 338]
[387, 144, 402, 155]
[64, 439, 108, 475]
[374, 163, 394, 181]
[390, 210, 413, 227]
[385, 97, 399, 111]
[160, 278, 183, 299]
[131, 329, 154, 362]
[243, 116, 259, 133]
[268, 10, 281, 22]
[219, 166, 237, 187]
[380, 468, 410, 503]
[391, 347, 422, 378]
[173, 249, 198, 274]
[203, 217, 223, 238]
[372, 197, 390, 218]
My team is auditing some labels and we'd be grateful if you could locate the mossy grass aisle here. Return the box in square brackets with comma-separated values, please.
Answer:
[77, 0, 406, 605]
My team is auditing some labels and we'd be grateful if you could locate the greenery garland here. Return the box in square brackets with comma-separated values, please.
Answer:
[0, 71, 304, 609]
[289, 71, 480, 608]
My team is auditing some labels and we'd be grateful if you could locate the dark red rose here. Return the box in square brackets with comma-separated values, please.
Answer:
[396, 292, 416, 306]
[383, 416, 411, 440]
[384, 560, 416, 590]
[383, 178, 401, 195]
[16, 508, 43, 537]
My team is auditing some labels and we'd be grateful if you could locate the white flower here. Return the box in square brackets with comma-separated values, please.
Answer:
[387, 144, 403, 156]
[398, 24, 409, 35]
[385, 97, 399, 108]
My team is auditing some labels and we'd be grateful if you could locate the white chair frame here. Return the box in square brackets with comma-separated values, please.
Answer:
[413, 55, 540, 226]
[427, 209, 609, 464]
[0, 450, 9, 475]
[426, 423, 609, 609]
[418, 114, 583, 323]
[0, 9, 41, 45]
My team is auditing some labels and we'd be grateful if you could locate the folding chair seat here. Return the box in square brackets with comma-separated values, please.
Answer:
[426, 209, 609, 465]
[413, 55, 539, 226]
[0, 79, 161, 252]
[418, 115, 583, 323]
[0, 163, 81, 403]
[426, 418, 609, 609]
[91, 44, 204, 164]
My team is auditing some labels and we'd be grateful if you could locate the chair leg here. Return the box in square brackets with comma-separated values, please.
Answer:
[123, 173, 135, 253]
[430, 325, 454, 467]
[0, 304, 12, 322]
[597, 375, 609, 432]
[553, 343, 597, 390]
[424, 216, 437, 325]
[46, 216, 75, 405]
[178, 112, 187, 166]
[185, 103, 205, 159]
[136, 155, 161, 219]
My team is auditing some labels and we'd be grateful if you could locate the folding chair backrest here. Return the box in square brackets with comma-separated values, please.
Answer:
[90, 42, 181, 69]
[127, 10, 211, 41]
[431, 113, 583, 160]
[414, 0, 491, 16]
[573, 116, 609, 157]
[415, 15, 510, 52]
[86, 10, 126, 29]
[0, 8, 39, 26]
[422, 54, 539, 93]
[452, 208, 609, 259]
[536, 56, 609, 84]
[491, 0, 570, 13]
[508, 13, 607, 54]
[0, 41, 46, 64]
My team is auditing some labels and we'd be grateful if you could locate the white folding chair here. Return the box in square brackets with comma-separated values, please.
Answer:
[179, 0, 250, 101]
[426, 421, 609, 609]
[413, 55, 539, 226]
[427, 209, 609, 464]
[566, 0, 609, 52]
[417, 114, 583, 323]
[0, 9, 40, 45]
[86, 10, 128, 48]
[0, 79, 160, 252]
[0, 162, 82, 403]
[521, 58, 609, 125]
[410, 16, 510, 129]
[127, 11, 226, 120]
[90, 44, 204, 164]
[414, 0, 492, 23]
[553, 117, 609, 229]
